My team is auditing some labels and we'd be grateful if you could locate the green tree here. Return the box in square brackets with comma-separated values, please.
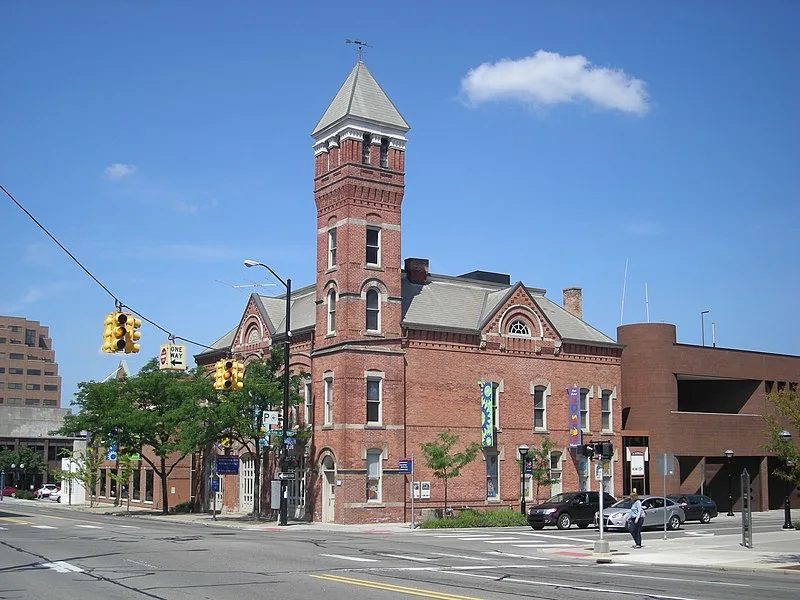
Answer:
[53, 444, 105, 507]
[524, 437, 557, 502]
[0, 446, 47, 491]
[420, 430, 481, 514]
[109, 454, 136, 512]
[763, 387, 800, 486]
[218, 349, 303, 516]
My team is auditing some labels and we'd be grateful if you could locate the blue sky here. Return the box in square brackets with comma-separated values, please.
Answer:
[1, 1, 798, 408]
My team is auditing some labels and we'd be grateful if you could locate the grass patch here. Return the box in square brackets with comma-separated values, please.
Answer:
[419, 508, 527, 529]
[793, 519, 800, 530]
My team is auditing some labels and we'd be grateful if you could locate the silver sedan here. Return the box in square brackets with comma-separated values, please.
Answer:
[595, 495, 686, 531]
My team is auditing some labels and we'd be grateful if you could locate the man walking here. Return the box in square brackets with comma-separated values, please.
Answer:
[628, 492, 645, 548]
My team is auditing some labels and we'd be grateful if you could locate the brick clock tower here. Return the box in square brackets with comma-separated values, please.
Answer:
[310, 61, 410, 523]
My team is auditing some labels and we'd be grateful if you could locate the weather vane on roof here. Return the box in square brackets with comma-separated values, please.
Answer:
[346, 39, 372, 62]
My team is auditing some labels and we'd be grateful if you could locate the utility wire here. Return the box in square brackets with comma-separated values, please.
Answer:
[1, 183, 214, 350]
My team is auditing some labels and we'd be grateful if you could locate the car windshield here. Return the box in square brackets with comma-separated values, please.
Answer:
[611, 498, 633, 508]
[544, 493, 575, 504]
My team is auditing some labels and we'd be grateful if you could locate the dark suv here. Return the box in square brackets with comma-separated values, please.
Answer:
[667, 494, 718, 523]
[527, 491, 617, 530]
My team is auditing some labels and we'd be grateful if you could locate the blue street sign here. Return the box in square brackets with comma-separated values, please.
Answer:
[216, 455, 240, 475]
[399, 459, 412, 473]
[211, 478, 220, 492]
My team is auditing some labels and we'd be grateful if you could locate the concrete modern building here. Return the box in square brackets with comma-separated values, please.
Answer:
[195, 60, 625, 523]
[0, 316, 61, 409]
[618, 322, 799, 512]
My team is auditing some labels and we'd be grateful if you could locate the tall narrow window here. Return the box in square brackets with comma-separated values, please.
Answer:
[366, 227, 380, 266]
[601, 389, 612, 431]
[580, 388, 590, 432]
[366, 378, 381, 424]
[145, 469, 154, 502]
[132, 468, 141, 501]
[366, 289, 380, 331]
[366, 449, 382, 502]
[304, 380, 312, 426]
[323, 374, 333, 426]
[328, 228, 337, 268]
[550, 452, 563, 495]
[362, 132, 371, 164]
[485, 451, 499, 500]
[533, 386, 546, 430]
[327, 290, 336, 334]
[379, 137, 389, 168]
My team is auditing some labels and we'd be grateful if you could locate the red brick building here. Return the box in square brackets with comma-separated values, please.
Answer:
[196, 61, 624, 523]
[618, 323, 799, 512]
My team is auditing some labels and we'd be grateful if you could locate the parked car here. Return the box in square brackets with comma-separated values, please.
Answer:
[49, 489, 63, 503]
[595, 495, 686, 531]
[2, 485, 17, 497]
[667, 494, 718, 523]
[34, 483, 60, 499]
[527, 491, 617, 530]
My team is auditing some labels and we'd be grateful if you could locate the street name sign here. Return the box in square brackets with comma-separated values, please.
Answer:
[399, 458, 412, 473]
[278, 472, 296, 480]
[159, 344, 187, 371]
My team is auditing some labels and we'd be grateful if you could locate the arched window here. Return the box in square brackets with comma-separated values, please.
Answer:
[508, 319, 530, 337]
[327, 290, 336, 334]
[362, 132, 371, 164]
[366, 289, 380, 331]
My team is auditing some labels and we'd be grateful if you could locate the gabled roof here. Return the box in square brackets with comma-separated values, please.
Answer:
[312, 61, 410, 137]
[257, 285, 316, 337]
[194, 326, 238, 360]
[401, 273, 617, 346]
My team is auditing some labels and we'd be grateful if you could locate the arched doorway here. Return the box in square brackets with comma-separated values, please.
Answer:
[238, 453, 255, 513]
[321, 454, 336, 523]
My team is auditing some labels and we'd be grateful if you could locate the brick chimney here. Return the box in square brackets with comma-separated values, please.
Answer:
[405, 258, 429, 285]
[563, 287, 582, 319]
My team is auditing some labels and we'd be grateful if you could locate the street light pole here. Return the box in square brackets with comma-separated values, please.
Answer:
[724, 449, 734, 516]
[245, 260, 292, 526]
[518, 445, 529, 516]
[779, 430, 793, 529]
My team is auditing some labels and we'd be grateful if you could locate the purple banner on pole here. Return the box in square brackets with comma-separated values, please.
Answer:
[568, 387, 581, 448]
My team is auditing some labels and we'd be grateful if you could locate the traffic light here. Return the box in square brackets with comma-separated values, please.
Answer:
[125, 315, 142, 353]
[231, 360, 244, 390]
[599, 441, 614, 460]
[213, 359, 226, 391]
[102, 312, 128, 353]
[582, 443, 595, 459]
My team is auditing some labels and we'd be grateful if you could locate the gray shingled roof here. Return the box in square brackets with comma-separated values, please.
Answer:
[194, 326, 238, 359]
[312, 61, 410, 136]
[402, 274, 616, 346]
[258, 285, 316, 337]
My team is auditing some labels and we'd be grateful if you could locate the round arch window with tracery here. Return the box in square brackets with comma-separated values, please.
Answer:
[246, 326, 261, 344]
[508, 319, 531, 337]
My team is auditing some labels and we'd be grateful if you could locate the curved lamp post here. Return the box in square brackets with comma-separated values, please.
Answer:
[244, 259, 291, 526]
[724, 449, 734, 516]
[779, 430, 793, 530]
[518, 445, 529, 516]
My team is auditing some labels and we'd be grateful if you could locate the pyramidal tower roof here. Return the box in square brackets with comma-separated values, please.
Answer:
[312, 61, 410, 137]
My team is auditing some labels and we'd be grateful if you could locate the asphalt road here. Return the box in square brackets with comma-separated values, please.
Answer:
[1, 502, 796, 600]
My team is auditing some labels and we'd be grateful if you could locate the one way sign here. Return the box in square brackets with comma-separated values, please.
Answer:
[159, 344, 187, 371]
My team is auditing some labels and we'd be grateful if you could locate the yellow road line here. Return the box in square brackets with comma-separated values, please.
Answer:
[0, 517, 32, 524]
[310, 573, 485, 600]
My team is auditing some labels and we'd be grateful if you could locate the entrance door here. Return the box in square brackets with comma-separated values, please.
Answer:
[322, 456, 335, 523]
[239, 454, 254, 513]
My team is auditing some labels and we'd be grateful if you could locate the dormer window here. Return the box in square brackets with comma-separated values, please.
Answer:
[508, 319, 530, 337]
[362, 132, 371, 164]
[366, 227, 380, 266]
[380, 137, 389, 168]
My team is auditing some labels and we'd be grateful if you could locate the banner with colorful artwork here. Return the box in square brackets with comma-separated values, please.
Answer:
[480, 381, 494, 447]
[568, 386, 581, 447]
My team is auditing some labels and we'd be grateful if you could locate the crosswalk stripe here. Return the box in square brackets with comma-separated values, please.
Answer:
[75, 525, 103, 529]
[320, 554, 379, 562]
[483, 539, 524, 543]
[31, 525, 57, 529]
[430, 553, 492, 561]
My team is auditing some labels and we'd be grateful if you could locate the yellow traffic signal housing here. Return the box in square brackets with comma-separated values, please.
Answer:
[213, 359, 225, 391]
[222, 359, 234, 390]
[102, 312, 129, 353]
[231, 360, 244, 390]
[124, 315, 142, 353]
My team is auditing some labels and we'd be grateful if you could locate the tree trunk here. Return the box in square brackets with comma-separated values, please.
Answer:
[253, 443, 261, 516]
[160, 456, 169, 514]
[443, 476, 449, 516]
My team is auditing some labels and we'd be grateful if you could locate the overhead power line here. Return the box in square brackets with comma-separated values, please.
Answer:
[1, 183, 215, 351]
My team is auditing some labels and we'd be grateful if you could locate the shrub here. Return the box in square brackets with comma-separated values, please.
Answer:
[15, 490, 35, 500]
[419, 508, 527, 529]
[171, 501, 194, 514]
[793, 519, 800, 530]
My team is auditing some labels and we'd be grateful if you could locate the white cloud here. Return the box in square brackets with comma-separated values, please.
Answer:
[103, 163, 137, 180]
[461, 50, 649, 115]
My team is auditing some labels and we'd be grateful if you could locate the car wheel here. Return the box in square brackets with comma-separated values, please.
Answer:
[700, 510, 711, 524]
[668, 515, 681, 530]
[556, 513, 572, 530]
[530, 524, 544, 530]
